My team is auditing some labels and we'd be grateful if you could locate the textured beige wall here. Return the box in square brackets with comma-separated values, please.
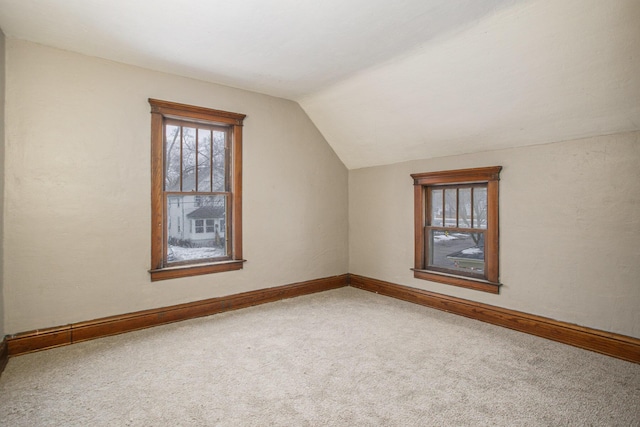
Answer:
[0, 30, 5, 338]
[3, 39, 348, 333]
[349, 133, 640, 338]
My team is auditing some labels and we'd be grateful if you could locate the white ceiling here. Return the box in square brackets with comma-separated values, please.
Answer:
[1, 0, 639, 169]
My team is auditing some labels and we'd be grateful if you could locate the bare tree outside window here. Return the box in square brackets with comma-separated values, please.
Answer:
[427, 185, 487, 276]
[411, 167, 501, 293]
[149, 99, 246, 281]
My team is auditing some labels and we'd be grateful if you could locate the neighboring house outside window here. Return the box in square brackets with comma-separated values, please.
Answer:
[411, 166, 502, 293]
[149, 99, 246, 281]
[187, 206, 224, 237]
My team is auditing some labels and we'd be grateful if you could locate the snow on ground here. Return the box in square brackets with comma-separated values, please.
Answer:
[433, 232, 469, 241]
[168, 245, 225, 262]
[434, 234, 456, 241]
[461, 247, 482, 255]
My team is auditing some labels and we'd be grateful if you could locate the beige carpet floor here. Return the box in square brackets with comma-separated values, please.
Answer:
[0, 287, 638, 426]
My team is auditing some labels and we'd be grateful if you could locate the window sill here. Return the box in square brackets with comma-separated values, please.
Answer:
[150, 260, 245, 281]
[411, 269, 501, 294]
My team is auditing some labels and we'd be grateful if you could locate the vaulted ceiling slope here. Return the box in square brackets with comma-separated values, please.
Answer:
[1, 0, 638, 169]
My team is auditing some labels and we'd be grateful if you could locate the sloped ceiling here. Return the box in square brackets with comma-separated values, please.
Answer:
[0, 0, 638, 169]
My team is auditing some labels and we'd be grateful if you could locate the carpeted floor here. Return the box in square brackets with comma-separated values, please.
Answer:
[0, 287, 638, 426]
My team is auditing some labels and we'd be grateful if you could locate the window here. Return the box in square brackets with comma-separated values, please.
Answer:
[149, 99, 246, 281]
[411, 166, 502, 293]
[192, 219, 216, 234]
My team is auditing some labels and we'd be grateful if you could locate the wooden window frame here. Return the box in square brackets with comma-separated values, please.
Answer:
[149, 99, 246, 281]
[411, 166, 502, 294]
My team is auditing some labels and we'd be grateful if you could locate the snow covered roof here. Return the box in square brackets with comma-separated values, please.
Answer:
[186, 205, 225, 219]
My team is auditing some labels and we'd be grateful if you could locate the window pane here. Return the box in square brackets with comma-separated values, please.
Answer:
[197, 129, 212, 192]
[165, 125, 181, 191]
[166, 194, 228, 263]
[212, 130, 226, 192]
[182, 127, 197, 192]
[444, 188, 457, 227]
[458, 188, 472, 228]
[473, 187, 488, 229]
[431, 189, 443, 226]
[428, 230, 484, 275]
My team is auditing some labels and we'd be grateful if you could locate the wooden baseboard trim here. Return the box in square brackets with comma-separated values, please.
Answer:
[7, 273, 637, 363]
[7, 274, 349, 357]
[0, 337, 8, 377]
[350, 274, 640, 363]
